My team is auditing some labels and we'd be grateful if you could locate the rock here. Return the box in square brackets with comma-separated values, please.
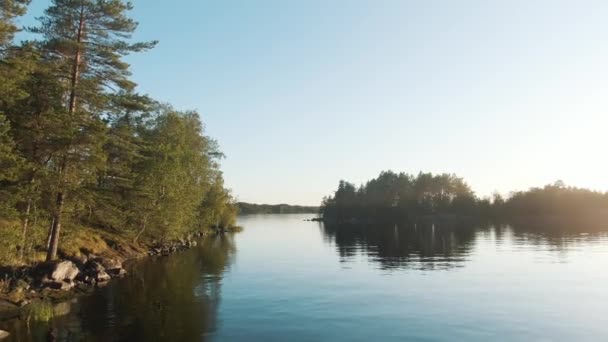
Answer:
[81, 259, 112, 283]
[76, 283, 90, 292]
[50, 260, 80, 282]
[7, 289, 26, 305]
[40, 275, 53, 285]
[0, 330, 10, 340]
[0, 300, 20, 321]
[70, 253, 88, 266]
[85, 260, 105, 273]
[12, 279, 30, 292]
[48, 281, 74, 291]
[98, 258, 122, 272]
[107, 268, 127, 277]
[96, 271, 111, 283]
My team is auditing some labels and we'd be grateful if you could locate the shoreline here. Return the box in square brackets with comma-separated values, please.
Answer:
[0, 230, 221, 325]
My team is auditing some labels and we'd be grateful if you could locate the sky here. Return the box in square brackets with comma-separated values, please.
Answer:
[19, 0, 608, 205]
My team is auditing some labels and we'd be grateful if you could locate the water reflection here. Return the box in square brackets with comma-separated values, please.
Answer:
[1, 234, 236, 342]
[321, 222, 478, 270]
[321, 221, 608, 271]
[3, 216, 608, 342]
[506, 220, 608, 251]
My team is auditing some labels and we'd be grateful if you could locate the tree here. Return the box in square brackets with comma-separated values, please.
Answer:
[0, 0, 30, 47]
[30, 0, 157, 260]
[0, 113, 23, 213]
[198, 173, 236, 229]
[133, 108, 224, 241]
[321, 170, 477, 222]
[0, 47, 69, 258]
[91, 92, 155, 235]
[0, 0, 31, 185]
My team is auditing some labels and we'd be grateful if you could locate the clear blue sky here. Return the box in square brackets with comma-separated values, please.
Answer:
[20, 1, 608, 205]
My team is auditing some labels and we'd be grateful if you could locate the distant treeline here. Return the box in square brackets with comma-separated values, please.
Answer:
[237, 202, 319, 215]
[321, 171, 608, 224]
[0, 0, 237, 265]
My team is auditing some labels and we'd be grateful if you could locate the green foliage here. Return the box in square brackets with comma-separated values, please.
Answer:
[0, 113, 24, 217]
[0, 113, 20, 181]
[0, 0, 236, 263]
[24, 0, 160, 260]
[237, 202, 319, 215]
[132, 108, 228, 240]
[322, 171, 477, 222]
[503, 181, 608, 218]
[0, 219, 21, 264]
[322, 173, 608, 223]
[29, 0, 157, 95]
[197, 173, 237, 230]
[23, 300, 53, 322]
[0, 0, 30, 46]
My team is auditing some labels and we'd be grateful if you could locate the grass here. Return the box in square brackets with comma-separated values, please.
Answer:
[60, 228, 110, 259]
[0, 219, 22, 266]
[23, 300, 53, 322]
[1, 215, 226, 269]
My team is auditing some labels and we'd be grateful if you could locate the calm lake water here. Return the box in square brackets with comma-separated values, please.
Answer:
[3, 214, 608, 341]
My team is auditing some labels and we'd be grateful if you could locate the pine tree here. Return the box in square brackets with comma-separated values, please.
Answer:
[93, 92, 155, 235]
[0, 0, 30, 46]
[0, 48, 67, 258]
[30, 0, 157, 260]
[0, 113, 21, 188]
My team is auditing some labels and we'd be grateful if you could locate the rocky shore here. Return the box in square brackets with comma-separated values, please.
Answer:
[0, 230, 210, 327]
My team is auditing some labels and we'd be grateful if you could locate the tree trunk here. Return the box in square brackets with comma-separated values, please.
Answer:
[134, 219, 146, 243]
[46, 217, 54, 250]
[45, 9, 85, 262]
[19, 198, 32, 260]
[46, 191, 64, 261]
[68, 9, 85, 114]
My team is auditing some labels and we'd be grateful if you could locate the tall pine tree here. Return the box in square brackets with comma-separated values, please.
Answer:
[30, 0, 156, 260]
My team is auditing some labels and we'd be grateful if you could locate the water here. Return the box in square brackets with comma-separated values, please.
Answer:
[3, 214, 608, 341]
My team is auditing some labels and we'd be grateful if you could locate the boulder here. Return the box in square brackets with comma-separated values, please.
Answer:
[80, 260, 112, 283]
[48, 281, 74, 291]
[50, 260, 80, 282]
[81, 275, 93, 284]
[7, 289, 26, 305]
[98, 258, 122, 272]
[0, 330, 10, 340]
[69, 253, 88, 266]
[107, 268, 127, 277]
[96, 271, 111, 283]
[85, 260, 105, 273]
[76, 283, 91, 292]
[0, 300, 19, 321]
[11, 279, 30, 292]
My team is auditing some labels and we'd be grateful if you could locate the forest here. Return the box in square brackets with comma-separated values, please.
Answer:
[236, 202, 319, 215]
[321, 171, 608, 224]
[0, 0, 237, 266]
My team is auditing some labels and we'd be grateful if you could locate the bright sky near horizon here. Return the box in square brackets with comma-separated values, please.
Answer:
[19, 0, 608, 206]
